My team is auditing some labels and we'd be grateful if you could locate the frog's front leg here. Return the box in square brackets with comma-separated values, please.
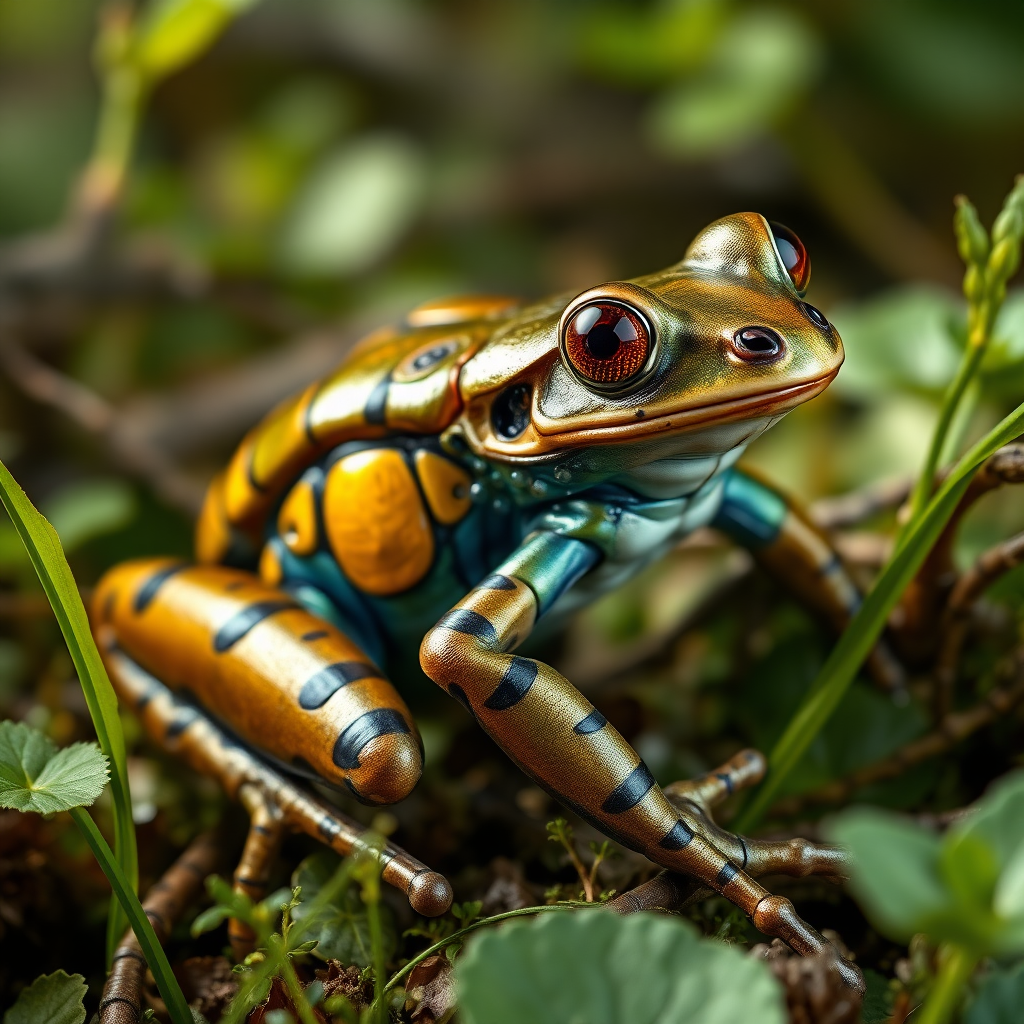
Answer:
[420, 532, 861, 989]
[714, 467, 904, 693]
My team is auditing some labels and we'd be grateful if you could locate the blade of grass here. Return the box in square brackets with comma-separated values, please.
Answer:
[734, 398, 1024, 833]
[0, 459, 137, 958]
[69, 806, 192, 1024]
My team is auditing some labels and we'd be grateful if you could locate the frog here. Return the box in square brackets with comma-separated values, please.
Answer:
[91, 212, 880, 988]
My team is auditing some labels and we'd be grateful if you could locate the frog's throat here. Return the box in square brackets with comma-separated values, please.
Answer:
[466, 368, 838, 462]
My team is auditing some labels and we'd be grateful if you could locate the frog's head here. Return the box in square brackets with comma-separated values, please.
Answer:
[457, 213, 842, 478]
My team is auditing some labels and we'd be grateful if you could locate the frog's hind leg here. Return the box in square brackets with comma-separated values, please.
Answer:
[91, 557, 423, 803]
[420, 534, 861, 990]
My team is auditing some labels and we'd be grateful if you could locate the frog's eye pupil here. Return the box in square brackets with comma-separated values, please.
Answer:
[768, 221, 811, 294]
[563, 302, 651, 390]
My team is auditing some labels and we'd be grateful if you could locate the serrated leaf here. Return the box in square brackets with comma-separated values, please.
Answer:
[3, 969, 87, 1024]
[456, 911, 785, 1024]
[289, 851, 396, 966]
[0, 721, 108, 813]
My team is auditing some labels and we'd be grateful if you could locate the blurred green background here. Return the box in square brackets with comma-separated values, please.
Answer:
[2, 0, 1024, 997]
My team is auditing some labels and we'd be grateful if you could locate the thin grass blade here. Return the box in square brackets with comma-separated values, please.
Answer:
[0, 459, 137, 955]
[735, 399, 1024, 832]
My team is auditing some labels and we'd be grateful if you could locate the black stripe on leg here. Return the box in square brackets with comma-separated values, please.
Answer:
[436, 609, 497, 645]
[601, 763, 655, 814]
[333, 708, 410, 769]
[484, 657, 537, 710]
[133, 562, 186, 612]
[448, 683, 475, 715]
[302, 629, 329, 642]
[479, 574, 517, 590]
[659, 820, 695, 850]
[213, 600, 297, 652]
[299, 662, 379, 710]
[573, 710, 607, 734]
[715, 772, 734, 795]
[717, 863, 739, 887]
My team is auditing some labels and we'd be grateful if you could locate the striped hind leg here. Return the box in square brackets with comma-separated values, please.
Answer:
[91, 558, 422, 803]
[420, 532, 861, 990]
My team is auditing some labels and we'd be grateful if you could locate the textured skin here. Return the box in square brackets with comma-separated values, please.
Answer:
[92, 213, 870, 980]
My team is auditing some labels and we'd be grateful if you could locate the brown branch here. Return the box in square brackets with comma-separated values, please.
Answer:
[769, 655, 1024, 819]
[933, 529, 1024, 715]
[98, 830, 223, 1024]
[809, 476, 912, 532]
[894, 445, 1024, 666]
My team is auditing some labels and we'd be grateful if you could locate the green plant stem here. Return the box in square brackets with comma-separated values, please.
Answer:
[734, 395, 1024, 832]
[0, 459, 138, 962]
[69, 807, 192, 1024]
[381, 904, 591, 998]
[902, 339, 987, 538]
[917, 944, 978, 1024]
[276, 943, 321, 1024]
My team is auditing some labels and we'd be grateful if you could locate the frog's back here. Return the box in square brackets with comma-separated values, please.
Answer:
[196, 295, 520, 566]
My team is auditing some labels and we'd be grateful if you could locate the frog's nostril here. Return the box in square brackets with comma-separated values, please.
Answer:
[801, 303, 831, 330]
[732, 327, 783, 360]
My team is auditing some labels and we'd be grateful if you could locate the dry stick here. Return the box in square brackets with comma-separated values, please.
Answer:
[896, 445, 1024, 672]
[769, 658, 1024, 819]
[0, 340, 207, 513]
[99, 831, 222, 1024]
[934, 529, 1024, 716]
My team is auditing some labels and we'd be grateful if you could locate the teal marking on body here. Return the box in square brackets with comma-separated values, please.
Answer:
[713, 469, 787, 548]
[498, 531, 600, 615]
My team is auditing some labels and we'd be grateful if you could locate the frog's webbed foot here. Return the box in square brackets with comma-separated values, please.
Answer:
[609, 749, 861, 992]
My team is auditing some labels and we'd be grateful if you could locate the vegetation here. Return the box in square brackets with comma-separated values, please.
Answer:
[3, 1, 1024, 1022]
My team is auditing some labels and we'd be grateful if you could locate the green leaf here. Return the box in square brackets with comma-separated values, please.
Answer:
[134, 0, 261, 81]
[456, 910, 785, 1024]
[0, 720, 108, 813]
[0, 458, 137, 953]
[939, 831, 1001, 915]
[3, 970, 87, 1024]
[278, 133, 426, 277]
[965, 962, 1024, 1024]
[736, 393, 1024, 831]
[827, 809, 950, 942]
[646, 8, 821, 157]
[828, 285, 964, 400]
[289, 851, 396, 966]
[956, 771, 1024, 871]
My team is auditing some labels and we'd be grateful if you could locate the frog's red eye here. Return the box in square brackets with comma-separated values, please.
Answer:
[562, 302, 652, 389]
[769, 221, 810, 294]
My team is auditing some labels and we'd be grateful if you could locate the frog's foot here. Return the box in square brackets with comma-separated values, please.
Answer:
[609, 749, 860, 991]
[662, 749, 850, 882]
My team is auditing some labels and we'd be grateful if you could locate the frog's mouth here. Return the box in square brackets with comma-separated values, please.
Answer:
[467, 368, 838, 461]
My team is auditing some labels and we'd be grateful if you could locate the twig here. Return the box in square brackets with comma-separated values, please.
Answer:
[894, 445, 1024, 665]
[98, 830, 222, 1024]
[934, 529, 1024, 715]
[769, 663, 1024, 818]
[810, 476, 913, 531]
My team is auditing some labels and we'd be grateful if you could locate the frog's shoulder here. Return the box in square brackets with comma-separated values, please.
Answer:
[196, 295, 520, 563]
